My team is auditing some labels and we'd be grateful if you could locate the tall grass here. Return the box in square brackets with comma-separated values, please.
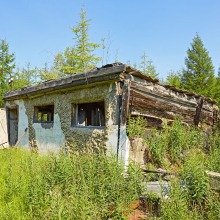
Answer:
[3, 117, 220, 219]
[128, 116, 220, 219]
[0, 148, 142, 219]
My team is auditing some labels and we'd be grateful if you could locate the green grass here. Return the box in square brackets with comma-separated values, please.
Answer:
[0, 148, 142, 219]
[2, 118, 220, 219]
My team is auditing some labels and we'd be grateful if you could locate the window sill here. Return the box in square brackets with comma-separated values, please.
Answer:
[33, 121, 54, 123]
[72, 126, 105, 129]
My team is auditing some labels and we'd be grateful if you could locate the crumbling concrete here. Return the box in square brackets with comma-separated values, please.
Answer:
[2, 63, 219, 163]
[0, 108, 9, 148]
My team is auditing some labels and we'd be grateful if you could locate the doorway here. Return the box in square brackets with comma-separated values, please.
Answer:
[7, 106, 18, 146]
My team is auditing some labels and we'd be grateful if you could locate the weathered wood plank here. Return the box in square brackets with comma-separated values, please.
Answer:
[130, 113, 163, 128]
[130, 81, 197, 107]
[129, 90, 214, 126]
[120, 80, 130, 125]
[129, 90, 196, 117]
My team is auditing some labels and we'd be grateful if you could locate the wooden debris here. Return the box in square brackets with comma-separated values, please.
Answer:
[15, 128, 28, 147]
[205, 171, 220, 178]
[194, 97, 204, 127]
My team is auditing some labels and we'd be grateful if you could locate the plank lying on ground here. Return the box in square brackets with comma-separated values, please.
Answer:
[206, 171, 220, 178]
[142, 169, 175, 175]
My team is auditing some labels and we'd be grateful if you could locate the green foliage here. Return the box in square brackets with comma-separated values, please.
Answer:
[147, 131, 167, 165]
[127, 115, 147, 138]
[166, 69, 183, 88]
[49, 5, 101, 78]
[144, 191, 160, 203]
[146, 119, 205, 166]
[161, 178, 204, 220]
[0, 39, 15, 106]
[182, 149, 209, 202]
[13, 63, 39, 90]
[0, 148, 142, 219]
[181, 33, 215, 97]
[139, 50, 159, 78]
[38, 62, 63, 81]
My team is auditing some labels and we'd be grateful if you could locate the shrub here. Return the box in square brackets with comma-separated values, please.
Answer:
[127, 115, 147, 138]
[182, 149, 209, 203]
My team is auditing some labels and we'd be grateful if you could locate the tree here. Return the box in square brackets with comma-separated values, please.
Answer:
[0, 39, 15, 106]
[52, 5, 101, 75]
[13, 63, 39, 90]
[211, 64, 220, 106]
[139, 50, 159, 78]
[166, 70, 183, 89]
[181, 33, 215, 97]
[39, 61, 63, 81]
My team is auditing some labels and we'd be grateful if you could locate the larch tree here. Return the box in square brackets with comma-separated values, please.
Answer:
[52, 5, 101, 76]
[13, 63, 39, 90]
[0, 39, 15, 106]
[181, 33, 215, 97]
[139, 50, 159, 78]
[166, 70, 183, 89]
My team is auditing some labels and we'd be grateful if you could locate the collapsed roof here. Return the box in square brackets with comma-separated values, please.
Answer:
[3, 62, 218, 104]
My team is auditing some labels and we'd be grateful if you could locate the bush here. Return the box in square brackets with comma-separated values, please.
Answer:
[127, 115, 147, 138]
[182, 149, 209, 203]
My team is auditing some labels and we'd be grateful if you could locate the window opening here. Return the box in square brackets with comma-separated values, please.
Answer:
[34, 105, 54, 122]
[72, 101, 105, 127]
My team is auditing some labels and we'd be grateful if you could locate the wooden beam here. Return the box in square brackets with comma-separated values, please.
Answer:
[130, 81, 197, 107]
[120, 80, 130, 125]
[15, 128, 28, 147]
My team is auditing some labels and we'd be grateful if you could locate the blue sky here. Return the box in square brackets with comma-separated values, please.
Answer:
[1, 0, 220, 79]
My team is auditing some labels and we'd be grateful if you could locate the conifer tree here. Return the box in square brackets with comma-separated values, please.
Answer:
[0, 39, 15, 106]
[181, 33, 215, 97]
[211, 64, 220, 106]
[13, 63, 39, 90]
[166, 70, 183, 89]
[54, 5, 101, 75]
[139, 50, 159, 78]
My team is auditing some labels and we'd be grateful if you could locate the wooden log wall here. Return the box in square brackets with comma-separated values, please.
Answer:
[127, 80, 217, 128]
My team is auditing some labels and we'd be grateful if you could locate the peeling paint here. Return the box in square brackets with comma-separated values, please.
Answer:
[5, 82, 120, 153]
[33, 113, 65, 153]
[0, 108, 9, 148]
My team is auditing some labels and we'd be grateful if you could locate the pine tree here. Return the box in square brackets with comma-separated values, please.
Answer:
[55, 5, 101, 75]
[0, 39, 15, 106]
[139, 50, 159, 78]
[181, 33, 215, 97]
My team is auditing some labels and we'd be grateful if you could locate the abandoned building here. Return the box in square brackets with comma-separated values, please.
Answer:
[0, 63, 219, 165]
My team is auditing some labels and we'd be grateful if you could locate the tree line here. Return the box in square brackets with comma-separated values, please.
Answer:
[0, 5, 219, 107]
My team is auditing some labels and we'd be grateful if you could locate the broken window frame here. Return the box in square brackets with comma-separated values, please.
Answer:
[33, 104, 54, 123]
[72, 101, 105, 128]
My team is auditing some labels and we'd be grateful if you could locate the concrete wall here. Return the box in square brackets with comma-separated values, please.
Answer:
[5, 82, 122, 154]
[129, 137, 147, 166]
[0, 108, 9, 148]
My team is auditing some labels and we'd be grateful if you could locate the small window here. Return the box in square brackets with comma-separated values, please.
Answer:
[34, 105, 54, 123]
[72, 101, 105, 127]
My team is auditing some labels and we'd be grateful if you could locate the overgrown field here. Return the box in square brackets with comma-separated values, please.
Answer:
[128, 116, 220, 219]
[2, 118, 220, 219]
[0, 148, 142, 219]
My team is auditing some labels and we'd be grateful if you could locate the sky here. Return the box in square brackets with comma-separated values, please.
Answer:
[1, 0, 220, 80]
